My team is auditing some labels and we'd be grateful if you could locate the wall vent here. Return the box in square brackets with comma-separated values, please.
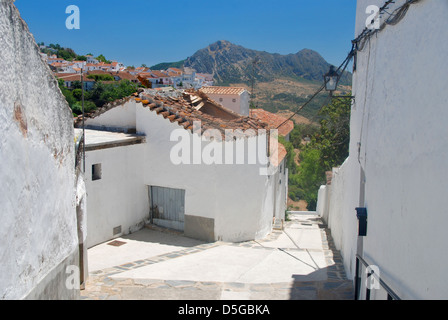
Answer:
[113, 225, 122, 235]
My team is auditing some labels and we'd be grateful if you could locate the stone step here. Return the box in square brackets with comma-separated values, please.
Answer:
[273, 218, 284, 230]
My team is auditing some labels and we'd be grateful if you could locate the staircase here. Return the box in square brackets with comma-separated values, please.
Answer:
[273, 217, 284, 230]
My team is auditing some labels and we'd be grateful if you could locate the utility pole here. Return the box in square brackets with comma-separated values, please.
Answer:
[81, 67, 85, 173]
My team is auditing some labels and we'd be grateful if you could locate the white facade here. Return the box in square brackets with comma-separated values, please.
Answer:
[317, 0, 448, 299]
[86, 55, 99, 64]
[201, 90, 250, 116]
[83, 130, 149, 248]
[0, 0, 83, 299]
[83, 98, 287, 246]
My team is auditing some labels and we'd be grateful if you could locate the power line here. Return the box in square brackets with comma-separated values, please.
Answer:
[275, 0, 423, 130]
[276, 45, 355, 129]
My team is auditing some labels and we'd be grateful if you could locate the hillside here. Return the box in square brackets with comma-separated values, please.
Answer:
[150, 60, 185, 71]
[153, 40, 352, 121]
[184, 40, 351, 85]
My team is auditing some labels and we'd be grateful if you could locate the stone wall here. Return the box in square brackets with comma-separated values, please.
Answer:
[0, 0, 80, 299]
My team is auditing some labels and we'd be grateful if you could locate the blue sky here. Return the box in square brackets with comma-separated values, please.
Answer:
[15, 0, 357, 68]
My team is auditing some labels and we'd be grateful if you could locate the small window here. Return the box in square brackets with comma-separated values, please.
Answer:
[92, 163, 102, 181]
[219, 98, 223, 102]
[232, 98, 237, 103]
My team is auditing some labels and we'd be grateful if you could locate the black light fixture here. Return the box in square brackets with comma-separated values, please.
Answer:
[324, 66, 340, 95]
[323, 65, 354, 100]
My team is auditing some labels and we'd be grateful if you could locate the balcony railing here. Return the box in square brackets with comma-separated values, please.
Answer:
[355, 254, 400, 300]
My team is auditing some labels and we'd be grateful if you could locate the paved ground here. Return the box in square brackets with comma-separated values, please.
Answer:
[81, 213, 354, 300]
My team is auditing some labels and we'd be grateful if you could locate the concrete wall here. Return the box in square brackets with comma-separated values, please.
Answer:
[206, 93, 249, 116]
[135, 101, 278, 242]
[84, 99, 136, 132]
[317, 0, 448, 299]
[318, 161, 360, 280]
[0, 1, 80, 299]
[82, 93, 286, 243]
[85, 142, 149, 248]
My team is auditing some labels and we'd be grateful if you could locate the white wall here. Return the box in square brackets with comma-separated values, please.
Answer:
[135, 101, 277, 242]
[0, 0, 79, 299]
[206, 93, 249, 116]
[84, 98, 136, 132]
[82, 94, 286, 243]
[85, 142, 149, 248]
[318, 0, 448, 299]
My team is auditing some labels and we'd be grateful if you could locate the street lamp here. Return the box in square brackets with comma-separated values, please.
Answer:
[323, 65, 354, 100]
[324, 66, 339, 95]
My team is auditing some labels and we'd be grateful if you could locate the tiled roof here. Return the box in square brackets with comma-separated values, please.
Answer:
[114, 71, 137, 81]
[134, 89, 268, 139]
[75, 89, 287, 166]
[151, 70, 170, 78]
[168, 67, 183, 73]
[55, 73, 95, 82]
[86, 70, 137, 81]
[249, 109, 294, 137]
[270, 138, 287, 167]
[199, 86, 248, 96]
[138, 73, 156, 79]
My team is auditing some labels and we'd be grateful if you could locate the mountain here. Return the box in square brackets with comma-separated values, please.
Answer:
[150, 60, 185, 71]
[183, 40, 351, 85]
[152, 40, 352, 121]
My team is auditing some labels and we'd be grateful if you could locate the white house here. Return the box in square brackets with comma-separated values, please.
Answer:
[1, 0, 86, 299]
[196, 73, 214, 87]
[76, 89, 288, 247]
[199, 86, 251, 116]
[86, 55, 99, 64]
[316, 0, 448, 300]
[55, 73, 95, 91]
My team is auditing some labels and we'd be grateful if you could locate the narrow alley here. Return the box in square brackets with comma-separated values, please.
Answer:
[81, 213, 354, 300]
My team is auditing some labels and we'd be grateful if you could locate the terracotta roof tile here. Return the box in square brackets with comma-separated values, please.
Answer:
[135, 89, 268, 139]
[249, 109, 294, 137]
[55, 73, 95, 82]
[199, 86, 248, 96]
[75, 90, 286, 165]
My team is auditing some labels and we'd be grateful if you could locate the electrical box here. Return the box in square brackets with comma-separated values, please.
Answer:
[356, 207, 368, 236]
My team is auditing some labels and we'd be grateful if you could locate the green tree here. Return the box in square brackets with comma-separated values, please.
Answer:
[291, 148, 326, 210]
[72, 81, 82, 90]
[287, 94, 352, 210]
[279, 136, 297, 175]
[311, 95, 351, 170]
[96, 54, 111, 64]
[71, 100, 97, 115]
[87, 74, 114, 81]
[72, 89, 83, 101]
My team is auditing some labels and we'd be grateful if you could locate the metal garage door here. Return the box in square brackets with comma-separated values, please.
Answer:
[149, 186, 185, 231]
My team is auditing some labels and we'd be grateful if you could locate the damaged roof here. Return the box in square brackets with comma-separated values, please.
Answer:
[74, 88, 288, 165]
[249, 109, 294, 137]
[135, 88, 269, 140]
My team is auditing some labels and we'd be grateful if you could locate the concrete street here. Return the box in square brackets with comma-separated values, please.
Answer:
[81, 213, 354, 300]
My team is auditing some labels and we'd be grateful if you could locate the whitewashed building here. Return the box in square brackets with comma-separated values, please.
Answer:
[199, 86, 250, 116]
[316, 0, 448, 300]
[77, 89, 289, 247]
[0, 0, 86, 299]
